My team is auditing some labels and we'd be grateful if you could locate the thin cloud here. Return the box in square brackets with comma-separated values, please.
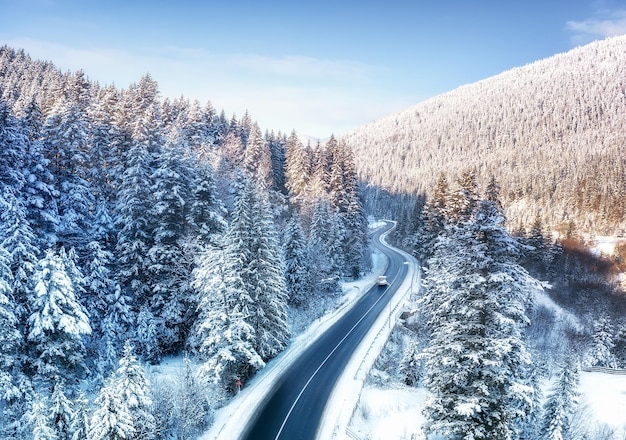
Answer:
[226, 53, 378, 82]
[566, 8, 626, 45]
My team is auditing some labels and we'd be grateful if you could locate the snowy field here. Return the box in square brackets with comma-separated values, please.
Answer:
[348, 371, 626, 439]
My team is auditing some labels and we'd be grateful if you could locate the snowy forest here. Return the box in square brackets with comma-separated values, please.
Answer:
[2, 33, 626, 440]
[374, 171, 626, 439]
[0, 46, 369, 439]
[342, 35, 626, 237]
[340, 35, 626, 439]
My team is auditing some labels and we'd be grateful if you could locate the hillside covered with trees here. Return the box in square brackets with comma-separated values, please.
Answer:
[342, 35, 626, 237]
[0, 46, 368, 438]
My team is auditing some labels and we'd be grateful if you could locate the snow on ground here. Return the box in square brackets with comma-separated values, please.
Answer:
[350, 385, 427, 440]
[534, 288, 583, 332]
[347, 371, 626, 439]
[200, 222, 411, 440]
[580, 371, 626, 433]
[590, 236, 624, 257]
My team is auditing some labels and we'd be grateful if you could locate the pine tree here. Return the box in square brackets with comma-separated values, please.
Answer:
[98, 285, 134, 377]
[44, 100, 95, 253]
[0, 189, 39, 320]
[114, 131, 154, 308]
[28, 249, 91, 387]
[84, 240, 116, 336]
[176, 357, 209, 440]
[89, 377, 135, 440]
[399, 339, 421, 387]
[193, 245, 264, 394]
[283, 215, 312, 308]
[86, 85, 119, 202]
[309, 199, 345, 286]
[114, 342, 155, 440]
[613, 323, 626, 367]
[448, 170, 479, 223]
[50, 380, 74, 440]
[0, 244, 21, 403]
[134, 307, 159, 364]
[419, 172, 450, 262]
[584, 317, 616, 368]
[27, 393, 56, 440]
[70, 391, 90, 440]
[231, 181, 290, 360]
[540, 355, 581, 440]
[147, 137, 196, 353]
[284, 131, 310, 208]
[243, 123, 273, 187]
[187, 161, 226, 248]
[420, 199, 542, 440]
[20, 99, 59, 250]
[0, 100, 27, 193]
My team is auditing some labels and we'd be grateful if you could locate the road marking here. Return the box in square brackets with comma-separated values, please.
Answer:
[273, 263, 403, 440]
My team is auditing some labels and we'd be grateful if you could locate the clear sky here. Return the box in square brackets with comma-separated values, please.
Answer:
[1, 0, 626, 138]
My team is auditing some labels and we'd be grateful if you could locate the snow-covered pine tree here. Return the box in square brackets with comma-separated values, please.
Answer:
[243, 123, 274, 188]
[420, 199, 542, 440]
[447, 170, 480, 224]
[70, 391, 90, 440]
[134, 307, 159, 364]
[89, 377, 135, 440]
[84, 240, 116, 337]
[343, 190, 369, 278]
[193, 245, 264, 394]
[176, 357, 209, 440]
[86, 85, 119, 202]
[540, 354, 581, 440]
[309, 198, 345, 288]
[308, 142, 330, 201]
[84, 239, 123, 381]
[43, 100, 95, 254]
[399, 339, 421, 387]
[27, 249, 91, 388]
[19, 99, 60, 250]
[187, 161, 226, 249]
[419, 172, 450, 262]
[284, 130, 310, 208]
[0, 100, 27, 193]
[98, 284, 134, 377]
[515, 369, 544, 440]
[0, 244, 21, 404]
[522, 214, 552, 275]
[584, 317, 616, 368]
[114, 342, 155, 440]
[49, 380, 74, 440]
[219, 178, 290, 361]
[147, 137, 194, 353]
[0, 184, 39, 322]
[114, 127, 155, 310]
[27, 393, 56, 440]
[283, 215, 313, 308]
[272, 132, 288, 193]
[613, 323, 626, 367]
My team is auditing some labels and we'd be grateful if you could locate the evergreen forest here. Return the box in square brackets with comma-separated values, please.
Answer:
[1, 33, 626, 440]
[0, 45, 369, 439]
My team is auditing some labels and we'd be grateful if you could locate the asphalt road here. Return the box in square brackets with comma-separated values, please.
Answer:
[240, 221, 410, 440]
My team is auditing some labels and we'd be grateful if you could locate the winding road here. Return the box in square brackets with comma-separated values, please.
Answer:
[240, 221, 412, 440]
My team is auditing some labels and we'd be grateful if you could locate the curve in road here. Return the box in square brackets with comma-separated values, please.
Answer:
[240, 221, 412, 440]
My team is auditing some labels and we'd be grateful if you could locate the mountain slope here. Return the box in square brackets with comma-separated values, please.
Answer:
[342, 36, 626, 235]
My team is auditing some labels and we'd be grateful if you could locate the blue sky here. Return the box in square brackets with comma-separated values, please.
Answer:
[2, 0, 626, 138]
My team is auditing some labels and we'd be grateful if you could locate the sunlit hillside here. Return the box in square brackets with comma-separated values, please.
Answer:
[343, 35, 626, 235]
